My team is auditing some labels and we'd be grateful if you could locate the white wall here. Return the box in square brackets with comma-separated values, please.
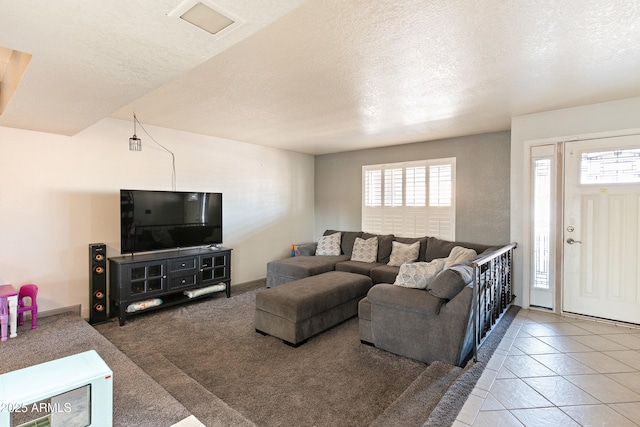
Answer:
[511, 96, 640, 308]
[0, 118, 315, 318]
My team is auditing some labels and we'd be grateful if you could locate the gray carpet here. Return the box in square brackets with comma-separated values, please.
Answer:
[0, 312, 191, 426]
[2, 282, 518, 426]
[96, 282, 518, 426]
[96, 283, 429, 426]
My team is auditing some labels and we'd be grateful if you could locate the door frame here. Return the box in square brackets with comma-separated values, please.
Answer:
[522, 127, 640, 313]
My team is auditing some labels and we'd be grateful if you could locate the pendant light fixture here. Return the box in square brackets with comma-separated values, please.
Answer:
[129, 113, 142, 151]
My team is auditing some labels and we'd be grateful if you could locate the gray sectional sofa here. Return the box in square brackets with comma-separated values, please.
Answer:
[266, 230, 492, 288]
[265, 230, 507, 366]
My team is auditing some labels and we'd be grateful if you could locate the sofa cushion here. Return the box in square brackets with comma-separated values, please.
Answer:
[387, 240, 420, 266]
[266, 255, 350, 287]
[428, 263, 474, 300]
[336, 260, 386, 276]
[425, 237, 493, 262]
[351, 236, 378, 263]
[362, 233, 394, 263]
[393, 259, 446, 289]
[444, 246, 477, 269]
[317, 232, 341, 256]
[369, 265, 401, 284]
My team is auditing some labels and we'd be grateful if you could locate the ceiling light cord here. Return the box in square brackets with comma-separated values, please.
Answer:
[133, 114, 177, 191]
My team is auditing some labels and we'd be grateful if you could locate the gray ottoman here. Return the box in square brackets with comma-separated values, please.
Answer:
[255, 271, 373, 346]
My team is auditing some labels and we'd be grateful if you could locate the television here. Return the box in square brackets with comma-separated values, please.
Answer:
[120, 189, 223, 254]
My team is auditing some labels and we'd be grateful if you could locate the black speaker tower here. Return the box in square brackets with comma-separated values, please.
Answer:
[89, 243, 108, 324]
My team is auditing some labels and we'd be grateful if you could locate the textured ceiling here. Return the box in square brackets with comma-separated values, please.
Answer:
[1, 0, 639, 155]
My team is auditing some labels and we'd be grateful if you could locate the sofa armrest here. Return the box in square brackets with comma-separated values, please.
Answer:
[294, 242, 317, 256]
[367, 284, 444, 314]
[367, 284, 475, 366]
[439, 286, 475, 365]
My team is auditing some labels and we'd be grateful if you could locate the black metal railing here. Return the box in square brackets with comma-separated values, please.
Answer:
[472, 242, 517, 361]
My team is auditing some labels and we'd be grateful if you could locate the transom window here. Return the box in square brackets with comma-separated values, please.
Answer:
[362, 158, 456, 239]
[580, 148, 640, 184]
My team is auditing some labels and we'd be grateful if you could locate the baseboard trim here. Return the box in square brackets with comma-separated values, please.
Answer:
[231, 278, 266, 293]
[39, 304, 82, 318]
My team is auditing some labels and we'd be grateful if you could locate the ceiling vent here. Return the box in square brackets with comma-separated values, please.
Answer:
[168, 1, 242, 37]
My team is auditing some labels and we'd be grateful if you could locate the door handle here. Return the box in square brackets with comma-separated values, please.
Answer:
[566, 238, 582, 244]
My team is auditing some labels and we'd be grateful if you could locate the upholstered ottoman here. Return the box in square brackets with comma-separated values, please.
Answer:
[255, 271, 373, 346]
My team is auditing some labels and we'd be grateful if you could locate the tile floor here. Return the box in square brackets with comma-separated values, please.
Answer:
[171, 415, 206, 427]
[454, 309, 640, 426]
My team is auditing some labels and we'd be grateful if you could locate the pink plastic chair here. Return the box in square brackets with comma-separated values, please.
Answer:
[17, 284, 38, 330]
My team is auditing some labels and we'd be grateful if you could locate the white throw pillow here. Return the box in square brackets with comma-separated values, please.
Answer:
[387, 241, 420, 267]
[316, 232, 342, 256]
[393, 258, 446, 289]
[444, 246, 477, 269]
[351, 236, 378, 263]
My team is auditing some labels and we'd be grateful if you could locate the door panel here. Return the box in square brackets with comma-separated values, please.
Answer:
[563, 135, 640, 324]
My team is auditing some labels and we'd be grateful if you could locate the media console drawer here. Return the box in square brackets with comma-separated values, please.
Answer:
[169, 273, 198, 289]
[109, 248, 232, 325]
[169, 257, 197, 272]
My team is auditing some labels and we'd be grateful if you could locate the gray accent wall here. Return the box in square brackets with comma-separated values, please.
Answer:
[314, 131, 511, 246]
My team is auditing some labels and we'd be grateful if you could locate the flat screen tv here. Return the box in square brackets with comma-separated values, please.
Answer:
[120, 189, 223, 254]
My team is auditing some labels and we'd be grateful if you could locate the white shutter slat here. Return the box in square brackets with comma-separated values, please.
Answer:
[384, 168, 403, 207]
[429, 164, 452, 207]
[364, 169, 382, 207]
[406, 166, 426, 207]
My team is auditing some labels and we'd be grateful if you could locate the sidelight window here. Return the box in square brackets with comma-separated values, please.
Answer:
[532, 158, 552, 290]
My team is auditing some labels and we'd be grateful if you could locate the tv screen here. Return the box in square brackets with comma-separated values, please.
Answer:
[120, 189, 223, 254]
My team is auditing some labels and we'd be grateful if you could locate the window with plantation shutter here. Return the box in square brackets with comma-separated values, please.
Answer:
[362, 158, 456, 239]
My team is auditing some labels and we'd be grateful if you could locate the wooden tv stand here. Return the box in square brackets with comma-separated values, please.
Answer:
[108, 247, 231, 326]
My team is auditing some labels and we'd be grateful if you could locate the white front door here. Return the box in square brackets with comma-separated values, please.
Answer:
[562, 135, 640, 324]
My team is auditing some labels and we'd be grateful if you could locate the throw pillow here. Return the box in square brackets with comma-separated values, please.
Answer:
[387, 241, 420, 267]
[393, 258, 446, 289]
[444, 246, 477, 269]
[428, 263, 474, 300]
[394, 237, 427, 261]
[351, 236, 378, 263]
[316, 232, 341, 256]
